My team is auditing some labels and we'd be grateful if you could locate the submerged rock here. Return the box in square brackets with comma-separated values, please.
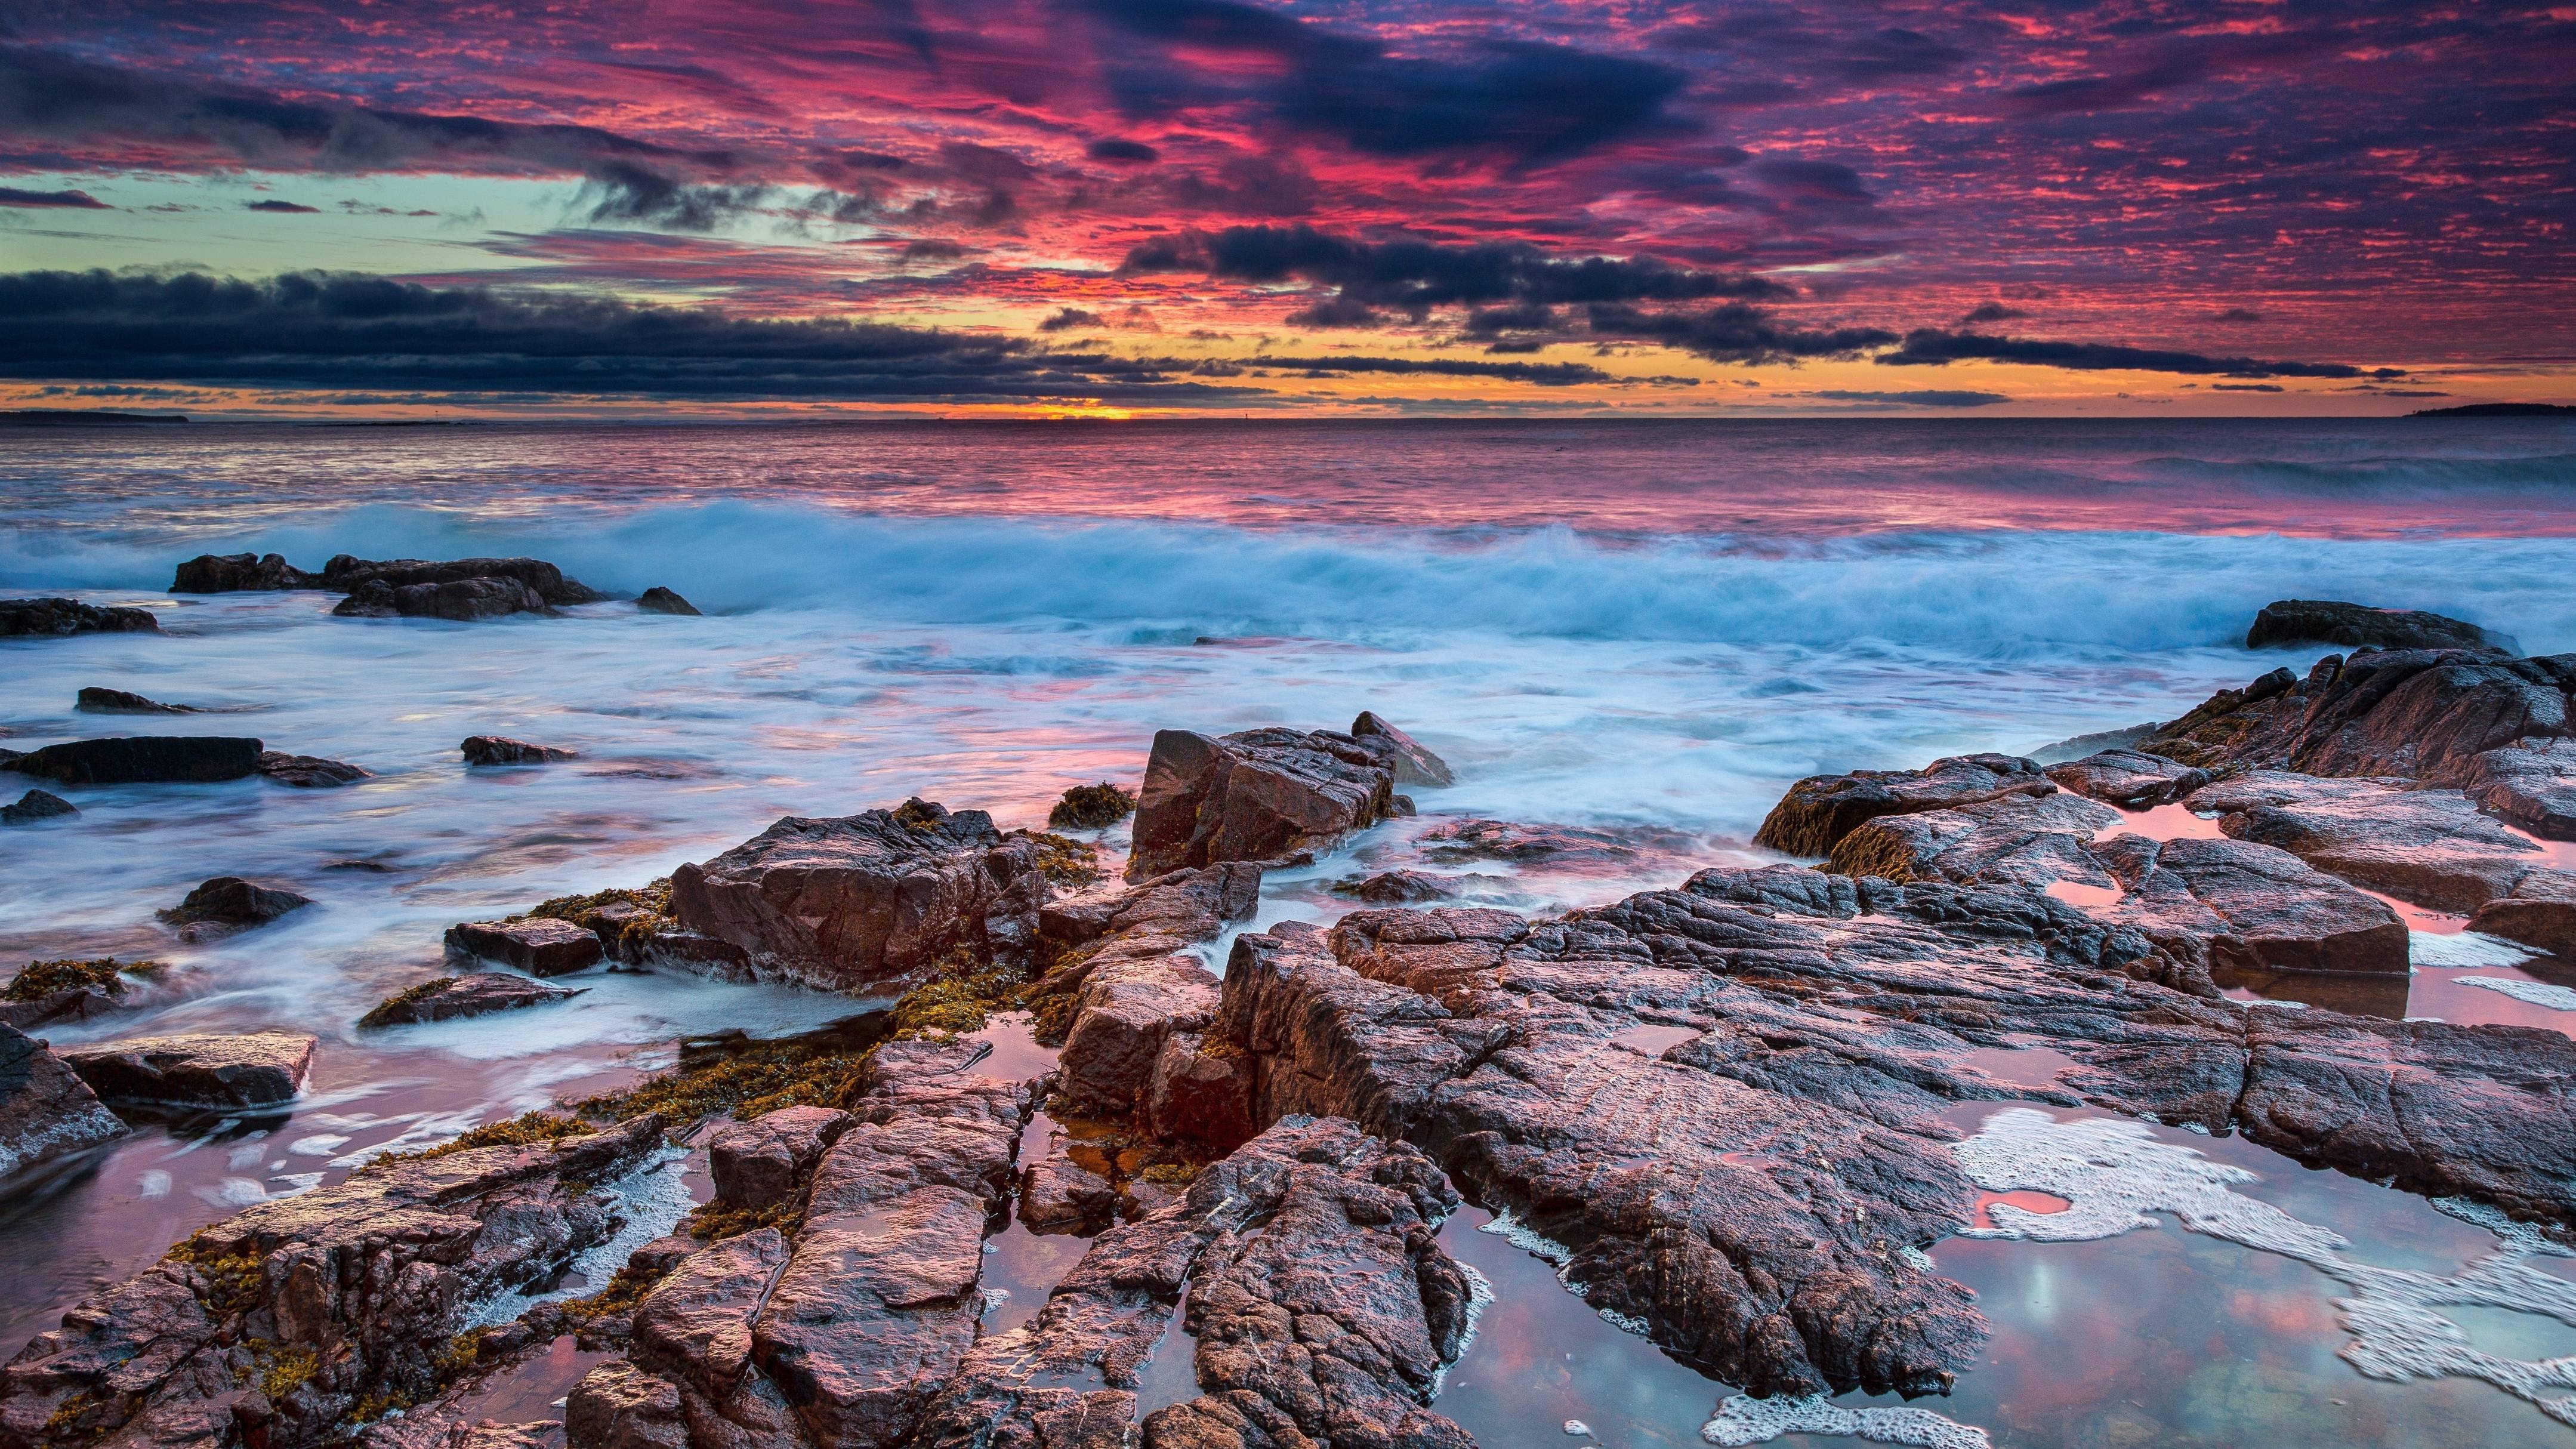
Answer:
[1332, 869, 1460, 904]
[0, 957, 154, 1030]
[668, 800, 1049, 995]
[1416, 818, 1646, 864]
[257, 750, 371, 787]
[1127, 726, 1400, 879]
[1753, 753, 2056, 858]
[2245, 598, 2514, 655]
[158, 875, 313, 942]
[635, 587, 701, 616]
[334, 576, 550, 621]
[170, 552, 320, 593]
[76, 687, 196, 715]
[57, 1029, 316, 1108]
[0, 597, 159, 636]
[462, 735, 578, 766]
[359, 973, 585, 1027]
[0, 1023, 128, 1180]
[445, 918, 607, 976]
[0, 1115, 665, 1449]
[1, 789, 75, 825]
[5, 735, 262, 785]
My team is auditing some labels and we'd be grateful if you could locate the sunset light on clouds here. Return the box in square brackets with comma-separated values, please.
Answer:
[2, 0, 2569, 417]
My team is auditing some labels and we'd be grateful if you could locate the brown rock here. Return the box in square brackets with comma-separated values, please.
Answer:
[636, 587, 701, 616]
[360, 973, 585, 1028]
[1142, 1032, 1255, 1153]
[2245, 599, 2513, 655]
[77, 687, 196, 715]
[322, 554, 603, 606]
[0, 1023, 128, 1180]
[2193, 769, 2553, 911]
[2140, 648, 2576, 783]
[1330, 870, 1458, 904]
[2094, 834, 2411, 976]
[171, 553, 320, 593]
[2462, 738, 2576, 840]
[58, 1030, 316, 1108]
[446, 918, 607, 977]
[1056, 956, 1218, 1118]
[258, 750, 371, 787]
[334, 576, 550, 621]
[708, 1106, 851, 1212]
[2469, 870, 2576, 957]
[669, 800, 1050, 995]
[1753, 752, 2056, 857]
[2044, 748, 2211, 808]
[1127, 728, 1397, 880]
[158, 875, 313, 942]
[1349, 711, 1454, 788]
[1, 789, 76, 825]
[7, 735, 263, 785]
[462, 736, 578, 766]
[567, 1362, 689, 1449]
[1017, 1140, 1117, 1234]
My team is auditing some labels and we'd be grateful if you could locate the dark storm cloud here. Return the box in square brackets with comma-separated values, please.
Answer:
[1081, 0, 1687, 165]
[2213, 307, 2264, 323]
[1036, 306, 1104, 331]
[243, 198, 316, 212]
[1085, 137, 1158, 164]
[1960, 301, 2028, 325]
[1878, 328, 2386, 379]
[1121, 225, 1790, 317]
[0, 185, 109, 208]
[0, 269, 1260, 403]
[1810, 389, 2010, 407]
[1585, 301, 1897, 365]
[1240, 354, 1619, 386]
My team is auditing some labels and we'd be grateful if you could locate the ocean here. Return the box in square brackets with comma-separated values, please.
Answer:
[6, 415, 2576, 1445]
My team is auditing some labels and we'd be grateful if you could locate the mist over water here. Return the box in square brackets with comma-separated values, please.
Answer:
[7, 417, 2576, 1442]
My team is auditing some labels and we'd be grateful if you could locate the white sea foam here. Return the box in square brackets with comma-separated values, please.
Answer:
[2456, 977, 2576, 1011]
[2411, 932, 2540, 969]
[1702, 1393, 1992, 1448]
[1951, 1108, 2576, 1423]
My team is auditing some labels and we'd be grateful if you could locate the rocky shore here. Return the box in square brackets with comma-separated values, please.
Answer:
[6, 590, 2576, 1449]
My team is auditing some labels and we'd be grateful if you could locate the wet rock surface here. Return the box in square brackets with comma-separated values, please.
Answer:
[1, 790, 75, 825]
[464, 736, 579, 766]
[1416, 818, 1647, 864]
[1031, 865, 1260, 1129]
[2043, 747, 2210, 807]
[158, 876, 313, 942]
[0, 599, 159, 637]
[335, 576, 551, 621]
[360, 973, 587, 1027]
[0, 1117, 665, 1449]
[1350, 710, 1454, 788]
[6, 736, 263, 785]
[322, 555, 603, 606]
[0, 1024, 127, 1182]
[914, 1116, 1473, 1449]
[1128, 727, 1400, 878]
[2191, 769, 2556, 911]
[58, 1030, 316, 1108]
[1331, 870, 1460, 904]
[447, 918, 609, 977]
[707, 1105, 849, 1213]
[2245, 598, 2514, 655]
[257, 750, 372, 787]
[635, 587, 700, 616]
[1209, 860, 2576, 1401]
[171, 553, 321, 593]
[671, 801, 1049, 994]
[76, 687, 196, 715]
[2463, 737, 2576, 840]
[1753, 752, 2057, 858]
[2140, 648, 2576, 784]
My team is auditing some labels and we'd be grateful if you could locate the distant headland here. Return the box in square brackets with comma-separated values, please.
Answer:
[0, 409, 188, 426]
[2405, 402, 2576, 418]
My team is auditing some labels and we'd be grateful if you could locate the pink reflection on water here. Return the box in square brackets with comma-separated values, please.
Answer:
[1972, 1189, 2073, 1231]
[2364, 889, 2472, 935]
[2046, 878, 2125, 910]
[2096, 801, 2228, 843]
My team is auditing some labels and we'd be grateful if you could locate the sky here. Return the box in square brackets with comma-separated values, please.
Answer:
[0, 0, 2570, 419]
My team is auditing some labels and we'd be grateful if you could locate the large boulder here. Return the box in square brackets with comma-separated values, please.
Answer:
[58, 1030, 316, 1108]
[0, 598, 159, 636]
[445, 918, 607, 976]
[6, 736, 262, 785]
[320, 554, 603, 606]
[0, 1023, 128, 1180]
[668, 800, 1050, 994]
[2140, 649, 2576, 784]
[171, 552, 321, 592]
[1753, 752, 2056, 857]
[1, 1117, 665, 1449]
[333, 576, 548, 621]
[1127, 727, 1399, 879]
[2246, 599, 2514, 655]
[158, 875, 314, 942]
[1055, 955, 1218, 1118]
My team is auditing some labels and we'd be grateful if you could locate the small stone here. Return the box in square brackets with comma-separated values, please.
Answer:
[159, 875, 313, 942]
[1, 788, 76, 825]
[360, 972, 585, 1026]
[635, 586, 701, 616]
[462, 735, 578, 766]
[76, 686, 196, 715]
[445, 918, 607, 976]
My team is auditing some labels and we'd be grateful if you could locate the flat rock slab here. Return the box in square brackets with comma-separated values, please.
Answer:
[446, 917, 608, 976]
[1754, 752, 2056, 857]
[0, 1023, 128, 1180]
[2246, 599, 2513, 654]
[670, 800, 1047, 994]
[59, 1029, 316, 1108]
[2464, 738, 2576, 840]
[0, 597, 159, 636]
[2194, 769, 2556, 911]
[6, 735, 263, 785]
[362, 972, 586, 1026]
[1128, 726, 1399, 878]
